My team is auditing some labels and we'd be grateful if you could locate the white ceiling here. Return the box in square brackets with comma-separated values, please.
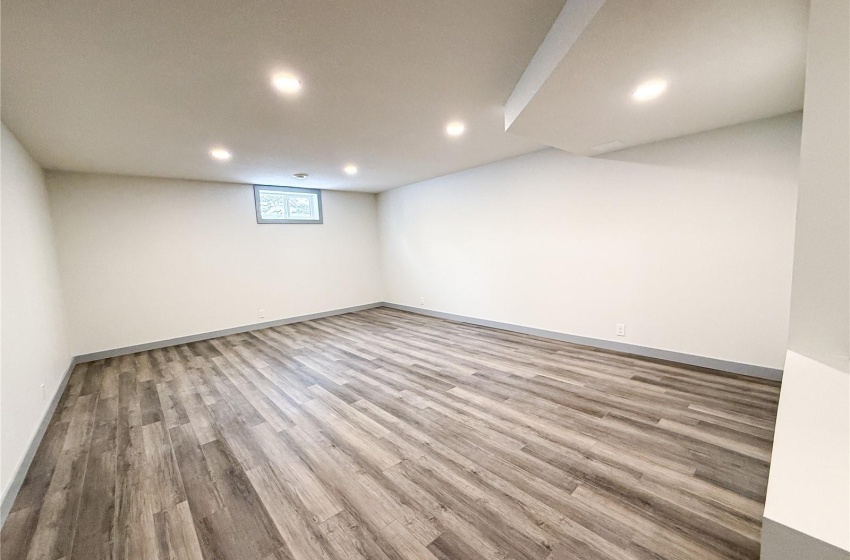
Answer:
[2, 0, 810, 192]
[1, 0, 564, 193]
[506, 0, 809, 155]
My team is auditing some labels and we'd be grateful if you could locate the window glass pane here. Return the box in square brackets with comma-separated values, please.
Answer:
[286, 194, 316, 219]
[259, 191, 288, 220]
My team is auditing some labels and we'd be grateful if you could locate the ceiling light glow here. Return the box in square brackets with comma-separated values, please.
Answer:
[343, 164, 358, 175]
[632, 79, 668, 102]
[445, 122, 465, 137]
[209, 147, 232, 161]
[272, 73, 302, 94]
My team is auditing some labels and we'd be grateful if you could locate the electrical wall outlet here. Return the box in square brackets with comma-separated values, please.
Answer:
[420, 297, 425, 306]
[258, 309, 265, 318]
[616, 323, 626, 337]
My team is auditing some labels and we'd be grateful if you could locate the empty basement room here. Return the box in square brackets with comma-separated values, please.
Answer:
[1, 0, 848, 559]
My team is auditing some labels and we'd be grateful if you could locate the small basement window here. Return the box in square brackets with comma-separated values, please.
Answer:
[254, 185, 323, 224]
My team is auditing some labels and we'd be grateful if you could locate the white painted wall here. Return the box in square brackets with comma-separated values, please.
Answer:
[379, 113, 801, 370]
[47, 173, 382, 355]
[786, 0, 849, 368]
[1, 125, 72, 500]
[762, 0, 850, 556]
[763, 352, 849, 556]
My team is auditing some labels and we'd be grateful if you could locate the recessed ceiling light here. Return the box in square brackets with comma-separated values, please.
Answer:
[632, 79, 668, 102]
[445, 121, 465, 137]
[272, 73, 302, 94]
[293, 173, 309, 179]
[343, 164, 358, 175]
[209, 147, 232, 161]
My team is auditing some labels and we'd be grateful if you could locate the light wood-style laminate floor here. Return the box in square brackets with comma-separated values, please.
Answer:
[1, 307, 781, 560]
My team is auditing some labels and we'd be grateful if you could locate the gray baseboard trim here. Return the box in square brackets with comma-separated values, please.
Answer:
[1, 357, 78, 527]
[2, 299, 781, 530]
[761, 518, 850, 560]
[75, 302, 383, 363]
[2, 302, 383, 529]
[381, 302, 783, 381]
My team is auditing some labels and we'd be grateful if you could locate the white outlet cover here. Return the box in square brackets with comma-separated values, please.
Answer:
[616, 324, 626, 336]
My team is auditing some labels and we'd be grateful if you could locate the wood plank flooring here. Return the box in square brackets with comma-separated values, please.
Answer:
[1, 307, 781, 560]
